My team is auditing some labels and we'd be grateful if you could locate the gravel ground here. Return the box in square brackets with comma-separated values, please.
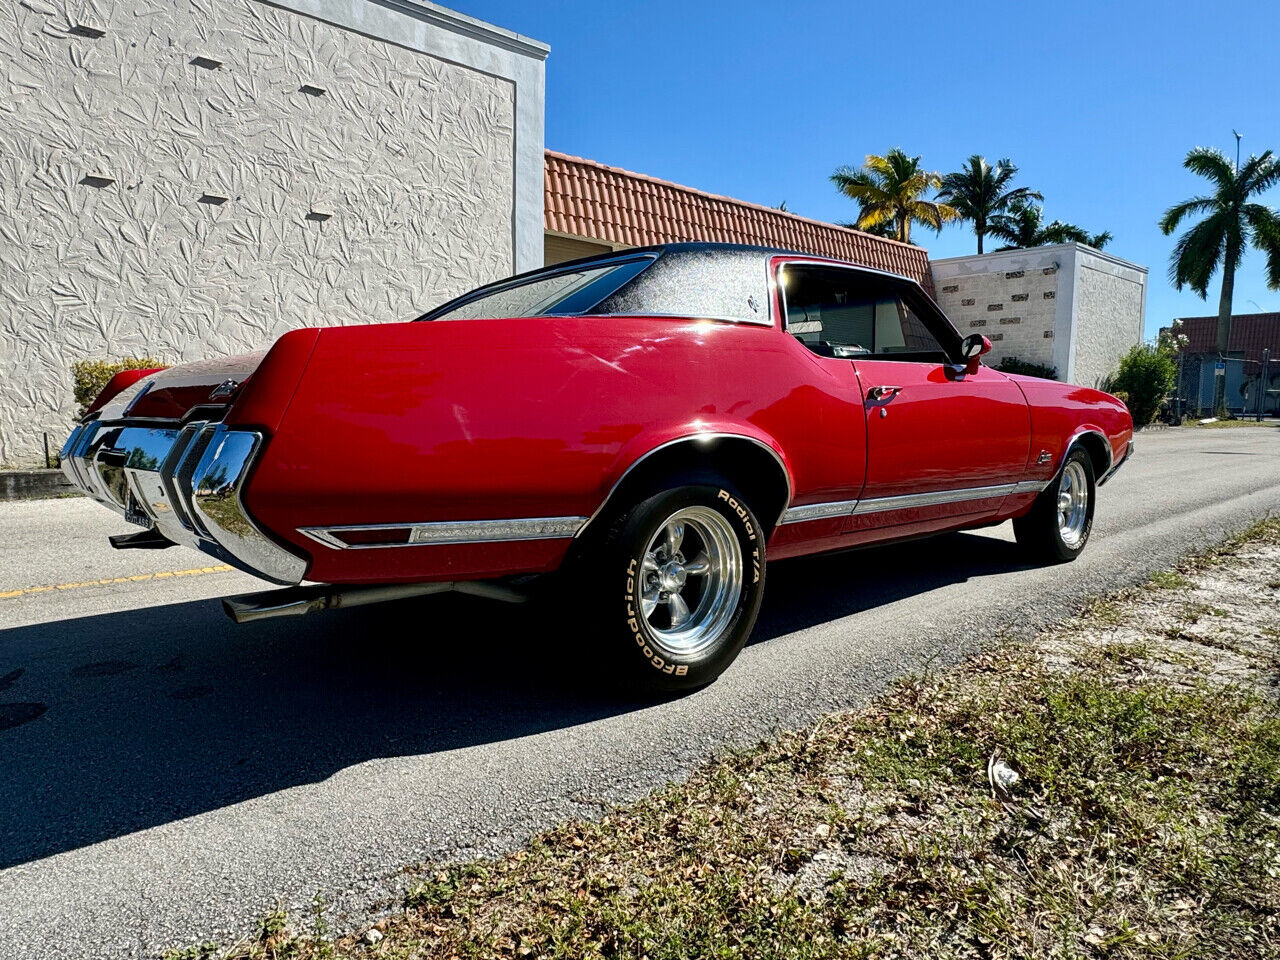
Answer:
[0, 425, 1277, 959]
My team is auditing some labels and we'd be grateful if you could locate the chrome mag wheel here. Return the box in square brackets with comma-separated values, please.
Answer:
[638, 505, 743, 659]
[1057, 460, 1090, 547]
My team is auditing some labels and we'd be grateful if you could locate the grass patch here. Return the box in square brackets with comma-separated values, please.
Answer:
[163, 520, 1280, 960]
[178, 668, 1280, 959]
[1183, 418, 1280, 429]
[1147, 569, 1192, 590]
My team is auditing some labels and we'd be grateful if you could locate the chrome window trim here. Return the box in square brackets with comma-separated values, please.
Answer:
[418, 249, 778, 328]
[298, 516, 588, 550]
[586, 311, 774, 327]
[415, 252, 659, 322]
[575, 432, 795, 537]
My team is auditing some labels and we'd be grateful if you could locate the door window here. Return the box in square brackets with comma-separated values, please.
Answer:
[779, 264, 952, 363]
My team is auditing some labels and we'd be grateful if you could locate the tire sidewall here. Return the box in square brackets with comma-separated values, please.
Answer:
[1053, 448, 1095, 559]
[607, 484, 765, 689]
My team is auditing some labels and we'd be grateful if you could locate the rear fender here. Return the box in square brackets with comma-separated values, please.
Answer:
[579, 425, 795, 539]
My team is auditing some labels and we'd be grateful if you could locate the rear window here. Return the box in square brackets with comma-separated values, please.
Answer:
[423, 258, 653, 322]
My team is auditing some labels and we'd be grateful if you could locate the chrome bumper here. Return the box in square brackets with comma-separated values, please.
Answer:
[61, 420, 306, 585]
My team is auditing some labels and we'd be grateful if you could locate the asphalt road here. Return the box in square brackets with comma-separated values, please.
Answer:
[2, 426, 1279, 959]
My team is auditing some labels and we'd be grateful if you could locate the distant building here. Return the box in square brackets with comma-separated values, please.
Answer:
[541, 154, 1148, 392]
[930, 245, 1148, 389]
[542, 151, 934, 290]
[1167, 312, 1280, 416]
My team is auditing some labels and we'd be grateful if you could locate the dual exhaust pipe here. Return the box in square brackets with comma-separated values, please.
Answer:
[222, 579, 528, 624]
[109, 524, 529, 624]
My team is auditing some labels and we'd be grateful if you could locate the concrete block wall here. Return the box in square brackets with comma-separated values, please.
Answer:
[932, 244, 1146, 387]
[934, 263, 1061, 371]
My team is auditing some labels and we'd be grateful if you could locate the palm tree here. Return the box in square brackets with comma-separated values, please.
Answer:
[1160, 147, 1280, 363]
[830, 149, 959, 245]
[989, 199, 1045, 249]
[1041, 222, 1113, 249]
[990, 200, 1113, 250]
[937, 156, 1042, 254]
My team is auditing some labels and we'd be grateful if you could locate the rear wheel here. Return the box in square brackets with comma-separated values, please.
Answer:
[588, 483, 766, 691]
[1013, 447, 1095, 562]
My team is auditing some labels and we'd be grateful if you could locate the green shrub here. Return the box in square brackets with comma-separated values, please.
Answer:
[1106, 342, 1176, 426]
[72, 357, 164, 415]
[996, 356, 1058, 379]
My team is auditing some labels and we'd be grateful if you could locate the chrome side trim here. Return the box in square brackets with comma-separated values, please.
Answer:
[779, 480, 1040, 525]
[1055, 428, 1113, 479]
[852, 482, 1017, 515]
[779, 499, 859, 524]
[298, 516, 588, 550]
[1013, 479, 1050, 495]
[575, 432, 795, 537]
[1098, 438, 1133, 487]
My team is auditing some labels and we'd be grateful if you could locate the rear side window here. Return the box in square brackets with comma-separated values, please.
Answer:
[780, 264, 951, 362]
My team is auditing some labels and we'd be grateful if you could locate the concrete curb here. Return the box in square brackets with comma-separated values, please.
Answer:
[0, 469, 79, 501]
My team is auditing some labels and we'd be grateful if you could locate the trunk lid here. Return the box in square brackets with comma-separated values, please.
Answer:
[115, 351, 267, 421]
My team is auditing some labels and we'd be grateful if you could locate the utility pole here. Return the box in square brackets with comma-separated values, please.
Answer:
[1261, 348, 1272, 421]
[1234, 130, 1242, 172]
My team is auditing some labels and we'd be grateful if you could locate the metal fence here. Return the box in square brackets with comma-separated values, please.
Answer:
[1174, 353, 1278, 419]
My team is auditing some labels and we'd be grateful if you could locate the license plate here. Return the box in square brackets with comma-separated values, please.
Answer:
[124, 492, 151, 528]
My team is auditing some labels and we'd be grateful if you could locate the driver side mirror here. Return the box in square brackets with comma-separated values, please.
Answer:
[960, 334, 992, 374]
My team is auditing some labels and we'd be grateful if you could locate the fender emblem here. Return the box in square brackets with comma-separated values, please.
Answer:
[1037, 450, 1052, 463]
[210, 378, 240, 399]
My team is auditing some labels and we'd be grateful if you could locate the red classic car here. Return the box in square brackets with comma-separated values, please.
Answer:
[63, 244, 1133, 689]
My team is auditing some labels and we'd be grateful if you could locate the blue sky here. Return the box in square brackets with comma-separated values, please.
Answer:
[451, 0, 1280, 338]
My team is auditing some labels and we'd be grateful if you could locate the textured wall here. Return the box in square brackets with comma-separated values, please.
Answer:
[0, 0, 516, 465]
[1072, 256, 1146, 389]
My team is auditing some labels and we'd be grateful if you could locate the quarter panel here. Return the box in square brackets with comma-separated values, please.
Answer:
[1003, 375, 1133, 488]
[245, 316, 867, 584]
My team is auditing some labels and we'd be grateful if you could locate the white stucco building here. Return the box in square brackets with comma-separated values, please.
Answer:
[931, 244, 1147, 388]
[0, 0, 547, 465]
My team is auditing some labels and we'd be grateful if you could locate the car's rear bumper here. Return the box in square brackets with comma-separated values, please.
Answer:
[61, 420, 306, 584]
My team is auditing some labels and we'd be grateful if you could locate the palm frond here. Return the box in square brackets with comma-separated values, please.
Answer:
[1168, 209, 1230, 297]
[1243, 151, 1280, 195]
[855, 203, 896, 230]
[1243, 204, 1280, 289]
[1159, 196, 1219, 235]
[1182, 147, 1236, 190]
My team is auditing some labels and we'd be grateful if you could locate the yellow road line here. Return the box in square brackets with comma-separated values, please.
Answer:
[0, 564, 233, 599]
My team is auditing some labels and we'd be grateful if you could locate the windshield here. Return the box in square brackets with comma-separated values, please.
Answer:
[422, 257, 654, 322]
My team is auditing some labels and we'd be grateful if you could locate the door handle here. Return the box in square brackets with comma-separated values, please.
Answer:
[868, 385, 902, 401]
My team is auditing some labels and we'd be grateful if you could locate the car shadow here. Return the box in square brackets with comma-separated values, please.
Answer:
[0, 530, 1026, 868]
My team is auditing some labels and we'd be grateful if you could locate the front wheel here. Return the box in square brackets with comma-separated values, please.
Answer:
[1013, 447, 1095, 562]
[589, 484, 766, 691]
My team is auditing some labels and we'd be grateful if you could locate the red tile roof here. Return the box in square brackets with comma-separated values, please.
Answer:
[544, 150, 935, 294]
[1172, 312, 1280, 362]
